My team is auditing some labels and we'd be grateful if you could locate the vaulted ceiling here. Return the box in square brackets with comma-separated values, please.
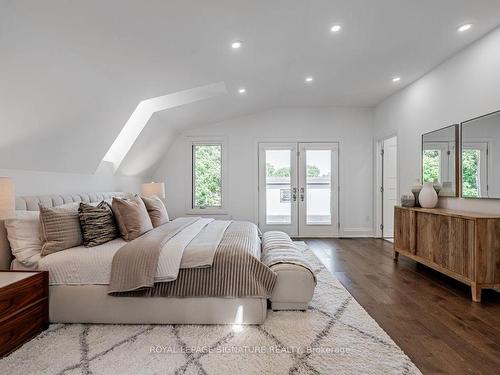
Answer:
[1, 0, 500, 176]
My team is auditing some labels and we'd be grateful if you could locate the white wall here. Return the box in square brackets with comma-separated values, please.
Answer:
[154, 107, 374, 236]
[0, 163, 144, 197]
[374, 26, 500, 214]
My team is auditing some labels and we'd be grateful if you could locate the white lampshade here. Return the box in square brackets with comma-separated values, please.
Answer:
[141, 182, 165, 199]
[0, 177, 15, 220]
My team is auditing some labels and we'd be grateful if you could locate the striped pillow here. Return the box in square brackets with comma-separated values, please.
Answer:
[79, 201, 118, 247]
[39, 203, 83, 256]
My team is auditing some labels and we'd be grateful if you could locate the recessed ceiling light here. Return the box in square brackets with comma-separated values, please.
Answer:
[238, 87, 246, 94]
[305, 76, 314, 83]
[231, 40, 242, 49]
[392, 77, 401, 83]
[457, 24, 472, 32]
[330, 24, 342, 32]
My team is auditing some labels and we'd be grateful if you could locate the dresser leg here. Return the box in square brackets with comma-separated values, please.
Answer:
[393, 251, 399, 263]
[471, 283, 482, 303]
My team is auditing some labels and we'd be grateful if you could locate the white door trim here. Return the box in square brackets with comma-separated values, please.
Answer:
[374, 133, 399, 239]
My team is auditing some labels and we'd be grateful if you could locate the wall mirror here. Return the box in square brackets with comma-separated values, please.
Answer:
[461, 110, 500, 199]
[422, 124, 459, 197]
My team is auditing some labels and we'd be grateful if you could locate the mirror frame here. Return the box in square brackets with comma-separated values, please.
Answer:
[460, 109, 500, 199]
[421, 124, 460, 197]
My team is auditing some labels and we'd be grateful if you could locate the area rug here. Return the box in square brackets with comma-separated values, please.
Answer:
[0, 243, 421, 375]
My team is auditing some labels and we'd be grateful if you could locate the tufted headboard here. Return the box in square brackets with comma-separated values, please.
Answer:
[0, 192, 132, 270]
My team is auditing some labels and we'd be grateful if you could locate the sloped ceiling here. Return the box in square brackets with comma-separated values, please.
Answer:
[1, 0, 500, 177]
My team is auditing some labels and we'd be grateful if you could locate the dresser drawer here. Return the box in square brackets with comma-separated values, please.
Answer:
[0, 300, 48, 357]
[0, 273, 47, 320]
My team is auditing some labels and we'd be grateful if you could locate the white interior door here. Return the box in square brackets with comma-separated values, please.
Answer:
[258, 143, 298, 235]
[298, 143, 339, 237]
[382, 136, 397, 239]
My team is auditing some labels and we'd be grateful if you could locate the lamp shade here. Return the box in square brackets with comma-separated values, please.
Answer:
[0, 177, 15, 220]
[141, 182, 165, 199]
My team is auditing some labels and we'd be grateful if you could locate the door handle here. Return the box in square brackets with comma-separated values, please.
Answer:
[300, 187, 304, 202]
[292, 187, 297, 202]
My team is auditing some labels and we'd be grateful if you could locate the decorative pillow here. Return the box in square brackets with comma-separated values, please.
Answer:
[78, 201, 118, 247]
[141, 195, 169, 227]
[4, 211, 42, 267]
[111, 196, 153, 241]
[39, 202, 83, 256]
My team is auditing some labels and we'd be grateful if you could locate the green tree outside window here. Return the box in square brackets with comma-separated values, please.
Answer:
[193, 145, 222, 208]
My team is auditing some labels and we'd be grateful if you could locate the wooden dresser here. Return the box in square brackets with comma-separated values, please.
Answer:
[394, 206, 500, 302]
[0, 271, 49, 357]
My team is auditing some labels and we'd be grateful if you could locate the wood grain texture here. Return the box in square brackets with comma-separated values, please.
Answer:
[475, 218, 500, 284]
[306, 238, 500, 375]
[394, 206, 500, 302]
[0, 273, 46, 319]
[0, 271, 48, 358]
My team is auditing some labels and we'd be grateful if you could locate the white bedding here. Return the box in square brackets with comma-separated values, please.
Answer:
[36, 218, 232, 286]
[38, 238, 126, 285]
[155, 218, 214, 282]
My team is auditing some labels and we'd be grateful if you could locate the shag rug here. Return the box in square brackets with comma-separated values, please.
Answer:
[0, 243, 421, 375]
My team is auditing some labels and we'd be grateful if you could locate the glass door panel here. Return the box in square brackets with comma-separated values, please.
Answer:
[298, 143, 338, 237]
[265, 149, 292, 224]
[305, 150, 332, 225]
[258, 143, 298, 235]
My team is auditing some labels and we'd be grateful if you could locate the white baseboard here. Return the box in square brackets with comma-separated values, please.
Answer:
[341, 228, 374, 238]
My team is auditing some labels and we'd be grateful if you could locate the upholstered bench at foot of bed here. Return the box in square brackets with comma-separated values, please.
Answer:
[261, 231, 316, 311]
[269, 263, 315, 311]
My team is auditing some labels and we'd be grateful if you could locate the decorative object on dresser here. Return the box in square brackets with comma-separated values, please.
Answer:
[400, 193, 415, 207]
[394, 206, 500, 302]
[0, 271, 49, 357]
[432, 180, 442, 195]
[411, 180, 423, 207]
[418, 182, 438, 208]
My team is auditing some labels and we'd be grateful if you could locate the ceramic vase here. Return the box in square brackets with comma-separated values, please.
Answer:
[400, 193, 415, 207]
[419, 182, 438, 208]
[433, 180, 442, 195]
[411, 180, 423, 208]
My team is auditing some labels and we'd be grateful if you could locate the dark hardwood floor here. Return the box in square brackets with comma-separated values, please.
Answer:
[304, 238, 500, 375]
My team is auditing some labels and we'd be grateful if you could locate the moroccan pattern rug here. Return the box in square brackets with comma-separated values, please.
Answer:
[0, 243, 421, 375]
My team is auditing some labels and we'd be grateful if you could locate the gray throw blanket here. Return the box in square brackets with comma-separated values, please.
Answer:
[108, 217, 198, 293]
[110, 221, 277, 298]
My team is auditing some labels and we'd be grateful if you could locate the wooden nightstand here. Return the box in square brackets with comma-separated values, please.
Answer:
[0, 271, 49, 357]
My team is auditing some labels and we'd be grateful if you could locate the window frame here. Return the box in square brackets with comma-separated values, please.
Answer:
[186, 137, 227, 215]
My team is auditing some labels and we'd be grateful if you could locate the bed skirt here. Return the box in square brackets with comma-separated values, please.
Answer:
[49, 285, 267, 325]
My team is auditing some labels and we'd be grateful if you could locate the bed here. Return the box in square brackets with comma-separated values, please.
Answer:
[0, 192, 271, 325]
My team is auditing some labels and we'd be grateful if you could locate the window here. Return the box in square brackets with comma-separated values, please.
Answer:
[190, 140, 225, 211]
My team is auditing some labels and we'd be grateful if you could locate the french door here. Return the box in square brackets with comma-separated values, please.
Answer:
[258, 142, 339, 237]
